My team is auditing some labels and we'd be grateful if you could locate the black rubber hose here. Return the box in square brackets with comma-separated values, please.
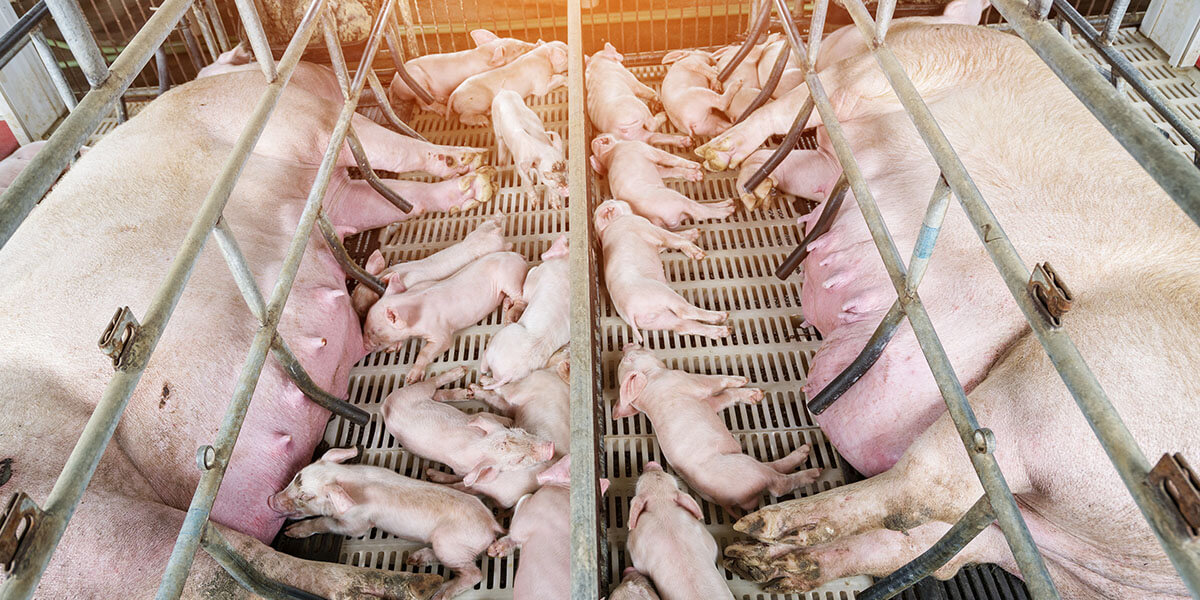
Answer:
[717, 0, 773, 83]
[806, 301, 904, 415]
[774, 173, 846, 280]
[383, 26, 435, 106]
[743, 95, 815, 196]
[735, 40, 790, 124]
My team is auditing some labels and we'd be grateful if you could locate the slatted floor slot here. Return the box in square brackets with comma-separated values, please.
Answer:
[284, 84, 570, 599]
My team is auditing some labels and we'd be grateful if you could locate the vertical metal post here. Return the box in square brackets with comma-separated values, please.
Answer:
[202, 0, 229, 51]
[232, 0, 276, 82]
[807, 0, 829, 69]
[187, 5, 218, 62]
[30, 28, 77, 110]
[43, 0, 108, 86]
[1100, 0, 1129, 44]
[874, 0, 896, 43]
[568, 0, 602, 597]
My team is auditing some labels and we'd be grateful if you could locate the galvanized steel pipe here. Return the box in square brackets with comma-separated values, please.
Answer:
[43, 0, 108, 86]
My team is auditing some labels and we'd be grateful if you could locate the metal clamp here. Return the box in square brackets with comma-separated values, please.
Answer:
[1149, 453, 1200, 537]
[0, 491, 44, 574]
[1028, 262, 1072, 327]
[98, 306, 140, 369]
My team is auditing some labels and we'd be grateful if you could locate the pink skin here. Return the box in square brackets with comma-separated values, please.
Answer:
[492, 89, 569, 207]
[615, 346, 820, 515]
[194, 42, 254, 78]
[714, 39, 768, 121]
[479, 235, 570, 388]
[380, 366, 556, 489]
[349, 214, 510, 318]
[590, 134, 735, 229]
[594, 200, 729, 343]
[0, 71, 472, 597]
[734, 138, 841, 210]
[625, 463, 734, 600]
[449, 41, 569, 126]
[724, 19, 1198, 600]
[586, 42, 693, 148]
[270, 447, 501, 600]
[756, 38, 805, 99]
[660, 50, 743, 138]
[388, 29, 536, 110]
[609, 568, 663, 600]
[362, 251, 528, 383]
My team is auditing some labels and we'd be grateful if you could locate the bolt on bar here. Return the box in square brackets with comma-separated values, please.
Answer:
[154, 0, 394, 594]
[0, 0, 195, 252]
[0, 2, 324, 598]
[836, 0, 1200, 592]
[567, 0, 603, 596]
[773, 0, 1061, 597]
[990, 0, 1200, 226]
[43, 0, 108, 86]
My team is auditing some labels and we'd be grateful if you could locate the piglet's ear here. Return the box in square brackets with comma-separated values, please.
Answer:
[541, 234, 569, 261]
[489, 46, 508, 67]
[600, 478, 611, 496]
[467, 415, 504, 434]
[320, 447, 358, 464]
[536, 454, 571, 486]
[627, 495, 648, 530]
[470, 29, 499, 46]
[661, 50, 688, 65]
[464, 462, 498, 486]
[384, 306, 406, 330]
[327, 483, 356, 514]
[365, 250, 387, 276]
[555, 358, 570, 384]
[618, 371, 647, 410]
[383, 272, 407, 296]
[675, 491, 704, 521]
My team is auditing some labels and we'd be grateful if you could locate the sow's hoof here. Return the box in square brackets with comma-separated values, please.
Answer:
[449, 166, 498, 214]
[724, 541, 821, 593]
[335, 569, 443, 600]
[734, 501, 838, 545]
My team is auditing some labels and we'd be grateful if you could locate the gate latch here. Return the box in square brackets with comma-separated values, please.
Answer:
[0, 491, 43, 574]
[98, 306, 140, 369]
[1028, 262, 1073, 328]
[1148, 453, 1200, 537]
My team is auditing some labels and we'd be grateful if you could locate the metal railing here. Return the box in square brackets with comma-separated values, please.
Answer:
[713, 0, 1200, 598]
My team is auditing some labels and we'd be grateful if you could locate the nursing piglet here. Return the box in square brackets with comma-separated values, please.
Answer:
[595, 200, 728, 343]
[350, 214, 510, 317]
[492, 90, 569, 207]
[615, 345, 820, 514]
[625, 462, 733, 600]
[660, 50, 743, 137]
[449, 41, 569, 126]
[609, 569, 663, 600]
[590, 134, 734, 229]
[586, 43, 692, 148]
[381, 366, 556, 487]
[269, 447, 502, 600]
[363, 251, 527, 383]
[388, 29, 536, 111]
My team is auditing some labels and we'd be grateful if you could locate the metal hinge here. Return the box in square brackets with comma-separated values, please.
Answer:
[1028, 262, 1073, 328]
[0, 491, 43, 574]
[1149, 453, 1200, 537]
[98, 306, 140, 369]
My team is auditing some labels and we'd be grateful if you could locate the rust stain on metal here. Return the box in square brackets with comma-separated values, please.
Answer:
[1029, 262, 1073, 327]
[1149, 453, 1200, 536]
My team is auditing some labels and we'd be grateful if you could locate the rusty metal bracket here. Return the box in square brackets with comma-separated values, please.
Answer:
[1028, 262, 1073, 327]
[97, 306, 140, 369]
[0, 491, 43, 574]
[1149, 453, 1200, 537]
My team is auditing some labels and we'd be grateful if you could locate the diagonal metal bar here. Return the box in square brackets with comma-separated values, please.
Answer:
[153, 0, 394, 593]
[840, 0, 1200, 591]
[775, 173, 847, 279]
[717, 0, 771, 82]
[232, 0, 276, 81]
[773, 1, 1059, 597]
[366, 70, 428, 141]
[736, 38, 790, 123]
[384, 19, 435, 106]
[44, 0, 108, 86]
[742, 95, 814, 194]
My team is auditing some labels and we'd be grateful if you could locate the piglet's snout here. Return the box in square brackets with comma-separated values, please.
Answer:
[644, 461, 663, 471]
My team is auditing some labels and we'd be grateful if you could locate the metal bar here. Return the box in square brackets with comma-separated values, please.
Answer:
[154, 0, 390, 593]
[806, 0, 828, 70]
[874, 0, 896, 43]
[848, 0, 1200, 590]
[859, 495, 997, 600]
[201, 0, 229, 51]
[211, 218, 371, 427]
[384, 21, 435, 106]
[0, 0, 195, 252]
[155, 44, 170, 94]
[1052, 0, 1200, 164]
[775, 173, 846, 279]
[366, 70, 428, 140]
[0, 0, 49, 70]
[992, 0, 1200, 226]
[316, 213, 386, 296]
[29, 29, 76, 109]
[735, 39, 788, 124]
[1100, 0, 1130, 43]
[178, 20, 205, 71]
[806, 177, 951, 414]
[717, 0, 770, 83]
[0, 2, 322, 598]
[199, 524, 327, 600]
[188, 5, 217, 62]
[773, 2, 1060, 598]
[567, 0, 601, 595]
[232, 0, 276, 82]
[743, 95, 813, 194]
[43, 0, 108, 86]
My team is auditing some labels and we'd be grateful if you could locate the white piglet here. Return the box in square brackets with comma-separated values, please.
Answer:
[492, 90, 569, 208]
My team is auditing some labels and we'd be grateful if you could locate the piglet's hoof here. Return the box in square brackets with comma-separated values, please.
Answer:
[723, 541, 820, 593]
[733, 502, 837, 545]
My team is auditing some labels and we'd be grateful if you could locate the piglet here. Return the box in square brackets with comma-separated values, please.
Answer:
[492, 90, 569, 207]
[625, 462, 733, 600]
[350, 214, 510, 318]
[756, 36, 805, 99]
[615, 345, 820, 514]
[449, 41, 568, 126]
[363, 251, 527, 383]
[388, 29, 536, 111]
[381, 366, 556, 488]
[660, 50, 743, 138]
[269, 446, 502, 600]
[590, 134, 735, 229]
[586, 43, 692, 148]
[609, 569, 662, 600]
[480, 235, 570, 388]
[713, 40, 766, 121]
[595, 200, 728, 342]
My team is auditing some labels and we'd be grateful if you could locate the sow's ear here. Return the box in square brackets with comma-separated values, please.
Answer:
[470, 29, 499, 46]
[319, 447, 359, 464]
